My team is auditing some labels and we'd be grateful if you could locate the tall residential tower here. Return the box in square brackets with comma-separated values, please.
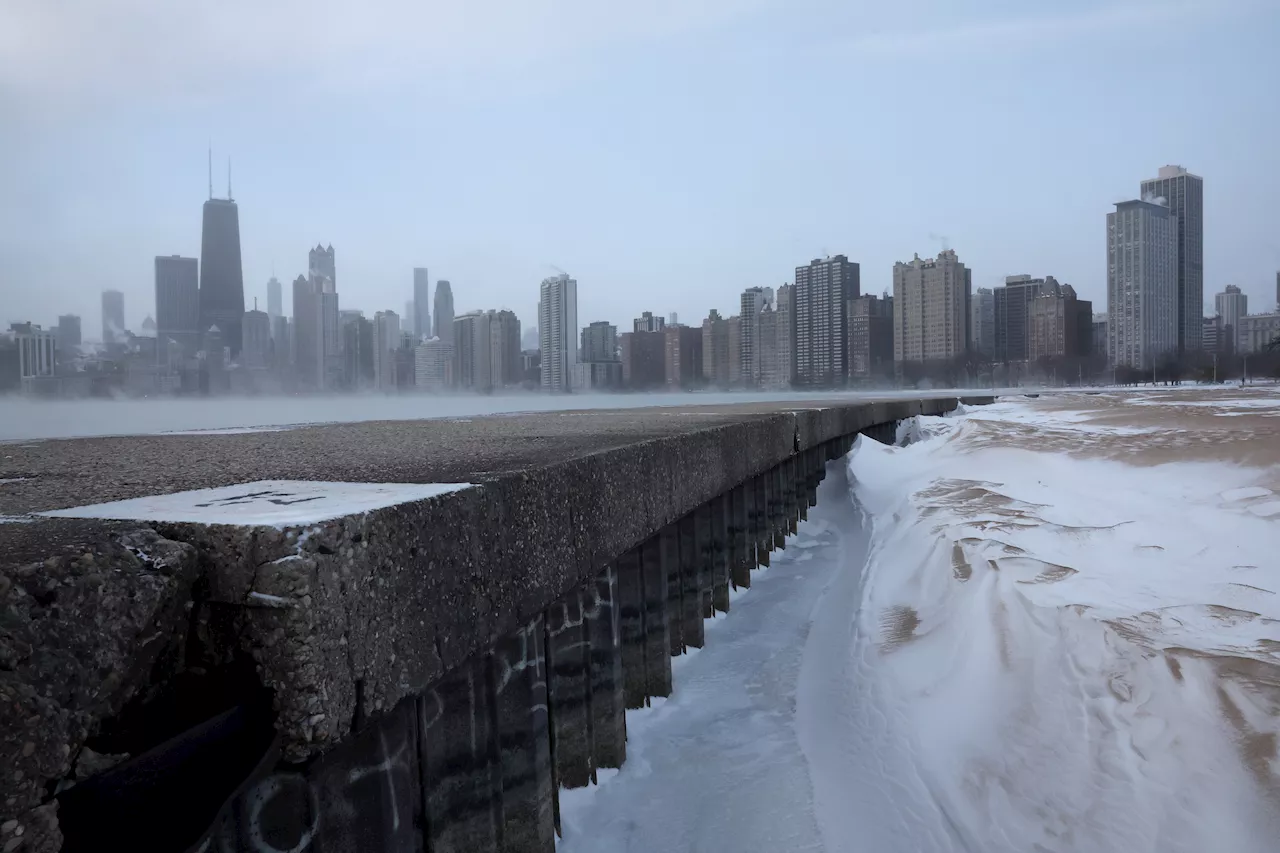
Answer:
[892, 250, 970, 365]
[1107, 199, 1177, 369]
[538, 273, 578, 392]
[794, 255, 860, 387]
[1140, 165, 1203, 354]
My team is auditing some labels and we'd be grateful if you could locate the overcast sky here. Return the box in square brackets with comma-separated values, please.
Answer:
[3, 0, 1278, 338]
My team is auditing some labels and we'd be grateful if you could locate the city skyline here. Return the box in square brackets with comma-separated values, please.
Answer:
[4, 2, 1278, 336]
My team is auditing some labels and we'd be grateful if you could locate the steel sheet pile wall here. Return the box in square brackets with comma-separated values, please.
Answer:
[195, 441, 843, 853]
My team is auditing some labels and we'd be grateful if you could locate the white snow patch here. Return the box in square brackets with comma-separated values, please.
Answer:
[163, 425, 300, 436]
[38, 480, 474, 527]
[830, 405, 1280, 852]
[1223, 487, 1273, 502]
[246, 591, 293, 608]
[1247, 501, 1280, 518]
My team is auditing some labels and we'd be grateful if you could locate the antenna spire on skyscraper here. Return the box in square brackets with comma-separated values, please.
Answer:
[208, 145, 213, 200]
[227, 156, 233, 201]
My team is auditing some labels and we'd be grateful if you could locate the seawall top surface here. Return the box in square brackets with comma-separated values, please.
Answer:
[0, 395, 976, 564]
[0, 394, 981, 812]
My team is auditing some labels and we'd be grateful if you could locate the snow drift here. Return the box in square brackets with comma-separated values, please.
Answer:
[830, 393, 1280, 852]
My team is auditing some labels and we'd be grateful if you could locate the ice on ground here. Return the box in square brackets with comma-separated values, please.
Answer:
[38, 480, 474, 527]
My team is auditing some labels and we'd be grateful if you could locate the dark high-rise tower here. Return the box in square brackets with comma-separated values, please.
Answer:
[433, 280, 455, 345]
[794, 254, 859, 387]
[155, 255, 200, 359]
[199, 159, 245, 355]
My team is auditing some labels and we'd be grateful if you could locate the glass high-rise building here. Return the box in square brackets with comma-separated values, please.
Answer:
[414, 268, 432, 342]
[155, 255, 200, 360]
[101, 289, 125, 344]
[267, 276, 283, 321]
[199, 194, 245, 355]
[433, 280, 455, 345]
[1140, 165, 1203, 355]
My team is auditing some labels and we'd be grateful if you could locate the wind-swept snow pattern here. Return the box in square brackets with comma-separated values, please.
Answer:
[39, 479, 473, 526]
[555, 387, 1280, 853]
[835, 390, 1280, 853]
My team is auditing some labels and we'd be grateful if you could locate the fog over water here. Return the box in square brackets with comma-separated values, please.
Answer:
[0, 389, 991, 442]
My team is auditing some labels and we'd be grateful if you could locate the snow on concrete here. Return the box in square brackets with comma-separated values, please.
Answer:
[38, 480, 473, 527]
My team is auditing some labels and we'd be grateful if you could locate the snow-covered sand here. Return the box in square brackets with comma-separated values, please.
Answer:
[557, 388, 1280, 852]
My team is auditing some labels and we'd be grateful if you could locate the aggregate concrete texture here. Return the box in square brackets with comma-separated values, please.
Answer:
[0, 395, 977, 819]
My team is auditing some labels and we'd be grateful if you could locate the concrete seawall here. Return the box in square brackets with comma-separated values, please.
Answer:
[0, 395, 990, 852]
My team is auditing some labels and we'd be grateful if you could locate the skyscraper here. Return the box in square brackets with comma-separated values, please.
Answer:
[453, 311, 493, 392]
[580, 321, 619, 363]
[292, 273, 341, 390]
[414, 269, 432, 343]
[1214, 285, 1247, 345]
[848, 295, 894, 380]
[701, 310, 731, 387]
[373, 310, 401, 391]
[341, 315, 374, 389]
[309, 244, 336, 286]
[489, 310, 522, 387]
[970, 288, 995, 357]
[414, 338, 452, 390]
[892, 250, 971, 365]
[242, 308, 271, 369]
[620, 331, 665, 389]
[994, 275, 1059, 363]
[794, 255, 860, 387]
[739, 286, 774, 387]
[538, 273, 578, 392]
[155, 255, 200, 360]
[200, 186, 245, 355]
[633, 312, 665, 333]
[267, 276, 283, 321]
[56, 315, 82, 350]
[1140, 165, 1203, 354]
[664, 325, 703, 389]
[433, 280, 455, 344]
[1027, 285, 1086, 360]
[774, 283, 794, 388]
[1107, 199, 1177, 369]
[101, 289, 125, 345]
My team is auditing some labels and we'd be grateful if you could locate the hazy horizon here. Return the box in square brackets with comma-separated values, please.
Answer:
[4, 0, 1279, 336]
[0, 387, 1009, 441]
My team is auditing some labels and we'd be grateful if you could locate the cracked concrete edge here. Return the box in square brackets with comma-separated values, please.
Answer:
[0, 530, 200, 825]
